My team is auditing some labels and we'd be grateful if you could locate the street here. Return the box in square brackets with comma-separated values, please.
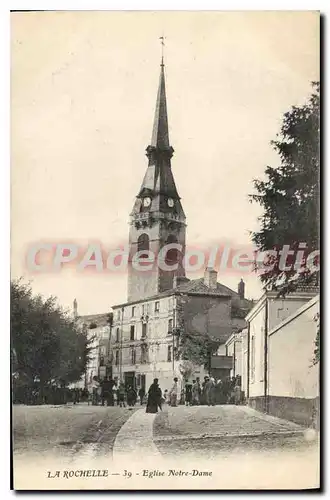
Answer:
[12, 403, 320, 490]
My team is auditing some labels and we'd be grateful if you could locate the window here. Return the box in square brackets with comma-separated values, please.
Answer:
[131, 348, 136, 365]
[130, 325, 135, 341]
[99, 356, 104, 367]
[117, 310, 121, 321]
[142, 303, 149, 316]
[141, 344, 149, 364]
[142, 323, 147, 338]
[167, 346, 172, 362]
[132, 306, 135, 317]
[155, 301, 160, 313]
[168, 318, 173, 334]
[115, 351, 119, 366]
[116, 327, 120, 342]
[168, 297, 173, 311]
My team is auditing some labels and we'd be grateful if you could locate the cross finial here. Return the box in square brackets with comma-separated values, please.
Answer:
[159, 35, 165, 66]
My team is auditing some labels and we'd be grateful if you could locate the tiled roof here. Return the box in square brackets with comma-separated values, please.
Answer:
[171, 278, 232, 296]
[112, 278, 254, 319]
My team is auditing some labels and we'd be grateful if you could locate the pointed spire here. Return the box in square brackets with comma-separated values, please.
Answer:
[131, 44, 185, 222]
[151, 59, 170, 149]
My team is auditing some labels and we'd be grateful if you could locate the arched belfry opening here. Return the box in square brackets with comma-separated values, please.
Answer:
[137, 233, 150, 259]
[165, 234, 179, 266]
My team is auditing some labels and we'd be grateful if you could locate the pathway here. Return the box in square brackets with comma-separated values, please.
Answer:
[112, 408, 161, 464]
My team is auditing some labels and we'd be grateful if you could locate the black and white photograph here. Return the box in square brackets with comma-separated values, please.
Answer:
[10, 10, 320, 490]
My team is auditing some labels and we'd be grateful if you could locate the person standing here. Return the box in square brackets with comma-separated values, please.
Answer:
[216, 378, 223, 404]
[210, 376, 216, 406]
[146, 378, 162, 413]
[118, 381, 126, 408]
[192, 379, 200, 405]
[91, 376, 100, 406]
[138, 386, 145, 405]
[204, 376, 215, 406]
[196, 377, 202, 404]
[112, 380, 118, 406]
[201, 376, 208, 405]
[185, 381, 193, 406]
[169, 377, 179, 407]
[127, 386, 137, 406]
[107, 379, 115, 406]
[101, 377, 111, 406]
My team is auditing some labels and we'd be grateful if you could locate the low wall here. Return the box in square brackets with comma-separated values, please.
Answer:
[248, 395, 319, 428]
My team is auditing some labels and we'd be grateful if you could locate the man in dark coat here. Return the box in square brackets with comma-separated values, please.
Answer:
[101, 377, 111, 406]
[127, 386, 137, 406]
[138, 387, 145, 405]
[185, 382, 193, 406]
[146, 378, 162, 413]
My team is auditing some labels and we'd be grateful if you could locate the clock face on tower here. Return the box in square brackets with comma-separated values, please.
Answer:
[167, 198, 174, 208]
[143, 197, 151, 208]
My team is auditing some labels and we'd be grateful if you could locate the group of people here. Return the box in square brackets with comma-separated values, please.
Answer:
[185, 375, 243, 406]
[186, 376, 217, 406]
[145, 377, 181, 413]
[89, 376, 147, 407]
[145, 375, 243, 411]
[88, 374, 243, 409]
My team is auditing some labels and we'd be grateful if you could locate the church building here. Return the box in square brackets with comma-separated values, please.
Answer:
[110, 55, 253, 393]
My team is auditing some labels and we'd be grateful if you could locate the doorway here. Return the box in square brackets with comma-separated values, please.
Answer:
[124, 371, 136, 388]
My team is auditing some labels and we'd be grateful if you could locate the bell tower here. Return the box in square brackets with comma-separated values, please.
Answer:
[127, 54, 186, 302]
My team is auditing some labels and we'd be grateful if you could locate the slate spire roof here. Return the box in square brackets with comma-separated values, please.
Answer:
[151, 60, 170, 149]
[131, 57, 185, 220]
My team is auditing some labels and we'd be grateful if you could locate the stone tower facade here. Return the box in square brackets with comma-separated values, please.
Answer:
[127, 60, 186, 302]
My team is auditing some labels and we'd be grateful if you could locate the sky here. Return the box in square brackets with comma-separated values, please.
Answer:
[11, 11, 320, 315]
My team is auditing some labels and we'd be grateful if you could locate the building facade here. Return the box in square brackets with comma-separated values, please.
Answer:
[228, 289, 319, 426]
[112, 268, 253, 392]
[73, 300, 112, 389]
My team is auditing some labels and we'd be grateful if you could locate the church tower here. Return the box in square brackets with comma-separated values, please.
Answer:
[127, 56, 186, 302]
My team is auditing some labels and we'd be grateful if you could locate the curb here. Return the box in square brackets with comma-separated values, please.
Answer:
[153, 429, 307, 443]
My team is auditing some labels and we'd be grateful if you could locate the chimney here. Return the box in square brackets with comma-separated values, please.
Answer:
[204, 268, 218, 290]
[73, 298, 78, 320]
[238, 279, 245, 299]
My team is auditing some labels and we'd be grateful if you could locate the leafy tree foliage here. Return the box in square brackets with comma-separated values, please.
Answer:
[313, 312, 320, 366]
[179, 331, 219, 372]
[250, 82, 320, 291]
[174, 298, 220, 371]
[11, 279, 95, 392]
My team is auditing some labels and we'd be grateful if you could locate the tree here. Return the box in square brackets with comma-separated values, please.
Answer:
[11, 279, 95, 399]
[313, 312, 320, 366]
[178, 330, 220, 371]
[174, 295, 220, 371]
[250, 82, 320, 292]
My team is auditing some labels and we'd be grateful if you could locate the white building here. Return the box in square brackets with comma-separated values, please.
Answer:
[111, 270, 252, 393]
[236, 289, 319, 426]
[72, 299, 112, 389]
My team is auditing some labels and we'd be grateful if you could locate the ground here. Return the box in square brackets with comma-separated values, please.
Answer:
[12, 403, 320, 490]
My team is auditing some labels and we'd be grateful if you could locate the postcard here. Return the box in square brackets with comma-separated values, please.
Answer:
[11, 10, 320, 490]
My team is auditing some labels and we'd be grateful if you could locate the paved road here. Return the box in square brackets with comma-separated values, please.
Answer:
[13, 403, 138, 459]
[12, 403, 320, 490]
